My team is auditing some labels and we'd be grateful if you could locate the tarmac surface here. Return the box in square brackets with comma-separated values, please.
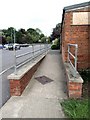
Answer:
[0, 50, 67, 118]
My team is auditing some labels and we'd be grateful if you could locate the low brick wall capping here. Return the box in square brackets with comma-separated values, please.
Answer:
[64, 62, 83, 98]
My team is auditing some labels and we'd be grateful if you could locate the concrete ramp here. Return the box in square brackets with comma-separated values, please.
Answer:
[0, 50, 67, 118]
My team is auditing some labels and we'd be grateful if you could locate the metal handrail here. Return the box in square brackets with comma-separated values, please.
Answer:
[16, 47, 47, 69]
[15, 44, 50, 74]
[0, 44, 50, 75]
[16, 45, 46, 59]
[0, 65, 14, 75]
[68, 43, 78, 77]
[16, 51, 33, 58]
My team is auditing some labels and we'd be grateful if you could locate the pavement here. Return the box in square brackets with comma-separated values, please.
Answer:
[0, 50, 67, 118]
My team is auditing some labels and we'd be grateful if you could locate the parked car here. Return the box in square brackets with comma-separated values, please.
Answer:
[0, 44, 3, 49]
[13, 43, 20, 50]
[8, 44, 14, 50]
[5, 43, 20, 50]
[4, 44, 9, 50]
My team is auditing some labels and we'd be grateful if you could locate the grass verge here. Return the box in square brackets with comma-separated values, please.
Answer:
[61, 99, 89, 118]
[61, 69, 89, 118]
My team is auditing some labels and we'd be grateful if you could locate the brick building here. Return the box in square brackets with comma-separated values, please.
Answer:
[61, 2, 90, 70]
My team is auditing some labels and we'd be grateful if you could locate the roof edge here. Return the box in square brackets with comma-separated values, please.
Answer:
[64, 1, 90, 11]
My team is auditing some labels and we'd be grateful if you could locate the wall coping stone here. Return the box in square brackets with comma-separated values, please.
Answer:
[64, 62, 83, 83]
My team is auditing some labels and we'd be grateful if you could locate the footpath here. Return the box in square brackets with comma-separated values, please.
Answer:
[0, 50, 67, 118]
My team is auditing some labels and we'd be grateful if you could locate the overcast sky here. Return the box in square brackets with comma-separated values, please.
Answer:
[0, 0, 88, 36]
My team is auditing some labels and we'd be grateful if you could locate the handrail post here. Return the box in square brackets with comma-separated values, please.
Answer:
[75, 44, 78, 72]
[44, 43, 46, 54]
[32, 44, 34, 61]
[40, 43, 41, 51]
[39, 40, 41, 52]
[68, 45, 70, 62]
[46, 39, 48, 54]
[68, 44, 78, 77]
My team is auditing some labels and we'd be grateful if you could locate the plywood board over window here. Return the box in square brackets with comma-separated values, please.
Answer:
[72, 12, 90, 25]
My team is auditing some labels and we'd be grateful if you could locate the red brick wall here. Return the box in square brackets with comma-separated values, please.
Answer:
[10, 57, 45, 96]
[64, 63, 83, 98]
[62, 7, 90, 70]
[68, 82, 82, 98]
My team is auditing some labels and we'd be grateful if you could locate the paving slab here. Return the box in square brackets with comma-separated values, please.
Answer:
[0, 50, 67, 118]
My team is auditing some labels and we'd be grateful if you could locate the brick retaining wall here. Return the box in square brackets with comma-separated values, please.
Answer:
[64, 63, 83, 98]
[8, 56, 45, 96]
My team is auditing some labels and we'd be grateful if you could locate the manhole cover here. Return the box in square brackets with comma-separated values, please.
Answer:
[35, 76, 53, 85]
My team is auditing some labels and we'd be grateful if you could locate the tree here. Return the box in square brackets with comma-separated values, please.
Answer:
[27, 28, 41, 43]
[16, 28, 27, 44]
[20, 28, 26, 34]
[50, 23, 61, 48]
[16, 30, 22, 43]
[27, 28, 36, 35]
[51, 23, 61, 40]
[2, 27, 16, 43]
[2, 37, 7, 44]
[2, 27, 45, 44]
[25, 33, 33, 44]
[40, 34, 44, 39]
[6, 36, 11, 43]
[41, 36, 47, 43]
[36, 28, 42, 35]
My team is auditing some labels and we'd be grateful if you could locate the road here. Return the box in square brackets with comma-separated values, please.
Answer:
[1, 44, 46, 72]
[0, 44, 50, 108]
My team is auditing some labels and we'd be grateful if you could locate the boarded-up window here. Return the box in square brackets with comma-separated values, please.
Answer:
[72, 12, 90, 25]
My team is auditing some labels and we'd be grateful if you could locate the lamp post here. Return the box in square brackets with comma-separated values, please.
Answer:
[13, 28, 17, 74]
[11, 29, 13, 43]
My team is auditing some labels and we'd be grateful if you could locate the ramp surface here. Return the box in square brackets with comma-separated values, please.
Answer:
[0, 50, 67, 118]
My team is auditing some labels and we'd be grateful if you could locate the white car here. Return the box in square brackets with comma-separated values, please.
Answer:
[4, 43, 20, 50]
[4, 44, 9, 49]
[13, 43, 20, 50]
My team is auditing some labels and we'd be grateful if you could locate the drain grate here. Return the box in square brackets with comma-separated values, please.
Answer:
[35, 76, 53, 85]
